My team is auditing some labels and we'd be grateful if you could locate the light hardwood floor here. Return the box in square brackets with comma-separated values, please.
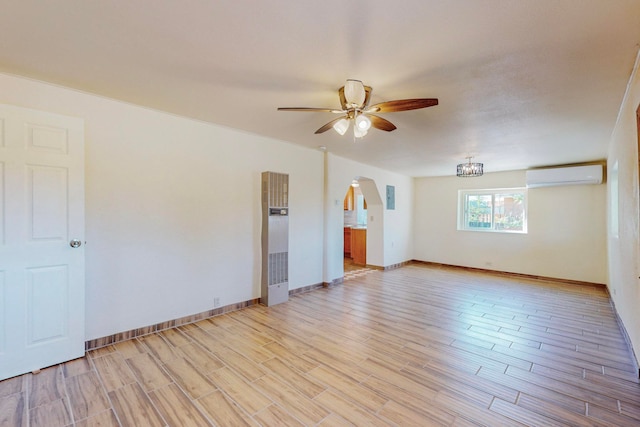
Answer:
[2, 263, 640, 426]
[343, 257, 376, 281]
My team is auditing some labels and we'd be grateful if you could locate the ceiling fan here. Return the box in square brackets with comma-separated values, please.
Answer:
[277, 79, 438, 138]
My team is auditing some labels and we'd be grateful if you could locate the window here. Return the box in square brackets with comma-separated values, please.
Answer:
[458, 188, 527, 233]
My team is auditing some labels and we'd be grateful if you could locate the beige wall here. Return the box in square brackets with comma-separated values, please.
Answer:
[324, 154, 414, 283]
[607, 51, 640, 366]
[414, 170, 607, 284]
[0, 73, 325, 340]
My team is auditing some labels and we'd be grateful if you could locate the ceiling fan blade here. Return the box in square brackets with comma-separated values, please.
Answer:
[315, 116, 347, 134]
[366, 98, 439, 113]
[368, 115, 397, 132]
[278, 107, 344, 113]
[362, 86, 373, 108]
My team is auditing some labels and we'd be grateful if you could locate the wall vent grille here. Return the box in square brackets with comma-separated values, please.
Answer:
[268, 172, 288, 207]
[268, 252, 288, 286]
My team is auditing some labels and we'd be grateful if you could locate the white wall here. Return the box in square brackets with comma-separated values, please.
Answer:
[0, 73, 324, 340]
[324, 154, 414, 283]
[607, 51, 640, 366]
[414, 170, 607, 284]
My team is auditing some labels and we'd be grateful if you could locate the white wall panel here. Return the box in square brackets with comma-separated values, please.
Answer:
[414, 170, 607, 284]
[0, 73, 324, 340]
[606, 50, 640, 367]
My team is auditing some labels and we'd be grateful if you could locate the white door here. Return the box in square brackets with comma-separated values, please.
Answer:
[0, 104, 85, 380]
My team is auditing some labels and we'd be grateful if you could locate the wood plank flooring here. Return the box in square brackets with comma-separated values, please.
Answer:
[2, 263, 640, 426]
[343, 257, 377, 281]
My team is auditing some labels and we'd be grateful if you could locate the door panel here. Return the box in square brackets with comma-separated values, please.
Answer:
[27, 123, 69, 154]
[0, 104, 84, 380]
[28, 165, 68, 241]
[0, 271, 5, 353]
[27, 265, 68, 344]
[0, 161, 4, 244]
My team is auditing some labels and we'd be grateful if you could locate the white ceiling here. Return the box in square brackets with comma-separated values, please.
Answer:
[1, 1, 639, 177]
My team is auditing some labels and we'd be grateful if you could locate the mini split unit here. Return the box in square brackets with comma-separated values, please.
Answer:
[525, 164, 603, 188]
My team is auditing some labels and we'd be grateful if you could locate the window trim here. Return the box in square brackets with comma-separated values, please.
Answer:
[457, 187, 528, 234]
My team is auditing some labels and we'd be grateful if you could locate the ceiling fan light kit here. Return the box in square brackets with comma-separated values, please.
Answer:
[353, 124, 368, 138]
[333, 118, 350, 135]
[355, 114, 371, 131]
[457, 157, 484, 177]
[277, 79, 438, 139]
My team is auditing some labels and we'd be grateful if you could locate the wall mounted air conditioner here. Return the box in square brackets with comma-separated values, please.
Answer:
[525, 164, 603, 188]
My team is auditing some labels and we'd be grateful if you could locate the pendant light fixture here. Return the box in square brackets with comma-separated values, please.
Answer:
[457, 157, 484, 177]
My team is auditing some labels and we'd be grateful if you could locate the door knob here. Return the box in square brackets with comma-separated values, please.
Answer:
[69, 239, 82, 248]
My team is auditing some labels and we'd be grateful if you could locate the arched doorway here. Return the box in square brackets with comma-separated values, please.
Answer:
[341, 177, 383, 280]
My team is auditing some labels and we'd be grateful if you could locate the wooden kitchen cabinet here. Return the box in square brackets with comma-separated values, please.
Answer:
[344, 227, 351, 257]
[344, 186, 354, 210]
[351, 228, 366, 265]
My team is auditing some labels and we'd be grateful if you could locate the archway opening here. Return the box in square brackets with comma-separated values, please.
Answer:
[341, 177, 383, 280]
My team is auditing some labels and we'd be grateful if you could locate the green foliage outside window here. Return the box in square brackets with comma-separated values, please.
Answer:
[460, 189, 526, 233]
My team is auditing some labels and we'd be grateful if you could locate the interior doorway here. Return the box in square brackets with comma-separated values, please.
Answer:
[342, 177, 377, 281]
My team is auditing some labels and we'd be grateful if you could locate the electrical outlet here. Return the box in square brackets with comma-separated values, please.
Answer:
[213, 297, 221, 308]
